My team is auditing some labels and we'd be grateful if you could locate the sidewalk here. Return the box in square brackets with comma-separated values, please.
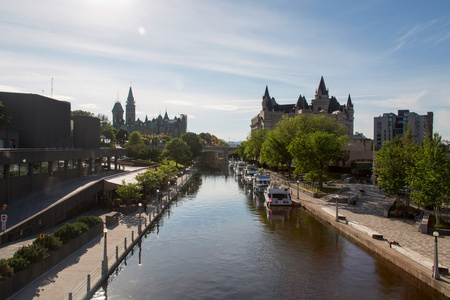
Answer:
[1, 169, 192, 300]
[292, 183, 450, 297]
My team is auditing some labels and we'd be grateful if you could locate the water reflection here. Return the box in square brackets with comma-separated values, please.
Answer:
[94, 165, 433, 299]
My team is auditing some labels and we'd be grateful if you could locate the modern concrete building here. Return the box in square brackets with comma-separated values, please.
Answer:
[251, 77, 354, 135]
[0, 91, 127, 202]
[374, 110, 433, 148]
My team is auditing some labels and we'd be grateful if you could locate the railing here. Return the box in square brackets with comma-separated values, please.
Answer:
[66, 168, 196, 300]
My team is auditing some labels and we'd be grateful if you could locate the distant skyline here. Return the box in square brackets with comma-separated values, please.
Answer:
[1, 1, 450, 142]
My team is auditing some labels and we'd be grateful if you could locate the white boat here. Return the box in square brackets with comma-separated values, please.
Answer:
[229, 160, 236, 168]
[252, 171, 271, 193]
[234, 161, 246, 177]
[242, 165, 258, 185]
[264, 181, 292, 207]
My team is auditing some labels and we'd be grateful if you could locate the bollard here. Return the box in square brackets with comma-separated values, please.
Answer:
[124, 237, 127, 251]
[68, 292, 73, 300]
[132, 230, 134, 242]
[87, 274, 91, 294]
[116, 246, 119, 261]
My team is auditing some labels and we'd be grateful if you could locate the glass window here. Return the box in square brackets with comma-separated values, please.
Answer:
[58, 160, 65, 170]
[0, 165, 4, 179]
[42, 162, 49, 173]
[19, 163, 28, 176]
[53, 161, 59, 172]
[10, 164, 19, 177]
[33, 162, 41, 174]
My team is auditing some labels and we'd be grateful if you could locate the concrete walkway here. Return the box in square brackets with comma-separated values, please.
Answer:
[292, 183, 450, 298]
[0, 168, 191, 300]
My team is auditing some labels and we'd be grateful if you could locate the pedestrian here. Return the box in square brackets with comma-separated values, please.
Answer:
[143, 199, 147, 212]
[91, 167, 94, 175]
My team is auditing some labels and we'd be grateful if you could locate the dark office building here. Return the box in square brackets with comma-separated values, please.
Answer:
[0, 92, 72, 148]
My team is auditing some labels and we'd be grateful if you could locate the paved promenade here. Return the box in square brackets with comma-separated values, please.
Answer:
[0, 168, 192, 300]
[292, 183, 450, 298]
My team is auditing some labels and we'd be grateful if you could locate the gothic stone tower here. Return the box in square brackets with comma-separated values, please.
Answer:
[126, 87, 136, 126]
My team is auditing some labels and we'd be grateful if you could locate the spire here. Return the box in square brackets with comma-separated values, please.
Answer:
[127, 87, 134, 105]
[316, 76, 328, 97]
[164, 111, 169, 120]
[263, 85, 270, 98]
[347, 94, 353, 108]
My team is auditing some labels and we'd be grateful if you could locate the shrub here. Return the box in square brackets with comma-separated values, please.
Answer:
[0, 259, 13, 280]
[53, 223, 83, 244]
[77, 216, 102, 228]
[13, 243, 47, 264]
[7, 256, 29, 274]
[32, 234, 62, 251]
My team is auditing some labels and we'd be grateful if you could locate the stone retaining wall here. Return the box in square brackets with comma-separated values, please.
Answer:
[0, 222, 104, 300]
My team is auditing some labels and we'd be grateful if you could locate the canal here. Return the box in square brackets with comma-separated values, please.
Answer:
[94, 166, 432, 299]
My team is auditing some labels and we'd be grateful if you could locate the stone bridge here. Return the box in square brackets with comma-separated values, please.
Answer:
[201, 146, 237, 162]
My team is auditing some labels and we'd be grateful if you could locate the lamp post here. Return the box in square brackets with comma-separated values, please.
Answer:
[138, 203, 142, 236]
[433, 231, 440, 279]
[102, 228, 108, 276]
[297, 180, 299, 199]
[335, 198, 339, 222]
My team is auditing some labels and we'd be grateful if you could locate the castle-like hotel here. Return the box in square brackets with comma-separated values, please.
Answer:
[112, 87, 187, 138]
[251, 77, 354, 135]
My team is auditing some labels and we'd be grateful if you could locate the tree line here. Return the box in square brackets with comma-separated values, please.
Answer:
[375, 130, 449, 225]
[237, 114, 348, 189]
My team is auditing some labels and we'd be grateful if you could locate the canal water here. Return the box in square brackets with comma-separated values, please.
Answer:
[95, 166, 432, 299]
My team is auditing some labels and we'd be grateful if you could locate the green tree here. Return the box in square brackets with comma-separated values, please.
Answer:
[236, 140, 248, 160]
[116, 180, 142, 204]
[101, 126, 117, 148]
[157, 161, 178, 183]
[72, 110, 94, 116]
[374, 138, 408, 206]
[116, 128, 129, 144]
[289, 131, 347, 189]
[244, 129, 268, 161]
[181, 132, 203, 158]
[135, 168, 162, 198]
[260, 130, 289, 169]
[409, 134, 450, 225]
[97, 114, 111, 133]
[163, 138, 192, 166]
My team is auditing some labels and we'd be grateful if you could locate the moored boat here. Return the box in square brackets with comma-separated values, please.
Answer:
[252, 170, 271, 193]
[264, 181, 292, 207]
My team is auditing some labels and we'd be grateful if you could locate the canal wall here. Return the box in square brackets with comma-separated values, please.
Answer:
[290, 189, 450, 299]
[74, 167, 197, 300]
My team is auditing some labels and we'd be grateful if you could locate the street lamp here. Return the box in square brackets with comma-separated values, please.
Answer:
[138, 203, 142, 235]
[297, 180, 299, 199]
[102, 228, 108, 276]
[433, 231, 440, 279]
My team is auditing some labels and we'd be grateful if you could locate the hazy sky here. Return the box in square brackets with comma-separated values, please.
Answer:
[1, 0, 450, 142]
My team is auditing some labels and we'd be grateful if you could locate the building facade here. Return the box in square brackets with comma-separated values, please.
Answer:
[251, 77, 354, 135]
[112, 87, 188, 138]
[374, 110, 433, 148]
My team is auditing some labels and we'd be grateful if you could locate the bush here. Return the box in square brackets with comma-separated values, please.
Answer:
[77, 216, 102, 228]
[0, 259, 13, 280]
[7, 256, 29, 274]
[32, 234, 62, 251]
[13, 243, 47, 264]
[53, 222, 88, 244]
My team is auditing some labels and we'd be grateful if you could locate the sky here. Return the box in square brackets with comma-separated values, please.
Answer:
[1, 0, 450, 143]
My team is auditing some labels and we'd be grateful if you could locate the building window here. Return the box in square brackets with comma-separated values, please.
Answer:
[33, 162, 41, 174]
[0, 165, 4, 179]
[19, 163, 28, 176]
[10, 164, 19, 177]
[42, 162, 49, 173]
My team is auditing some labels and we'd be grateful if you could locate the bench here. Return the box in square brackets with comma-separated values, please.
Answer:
[105, 211, 120, 226]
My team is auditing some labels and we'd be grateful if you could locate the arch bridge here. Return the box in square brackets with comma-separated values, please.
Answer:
[201, 146, 237, 161]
